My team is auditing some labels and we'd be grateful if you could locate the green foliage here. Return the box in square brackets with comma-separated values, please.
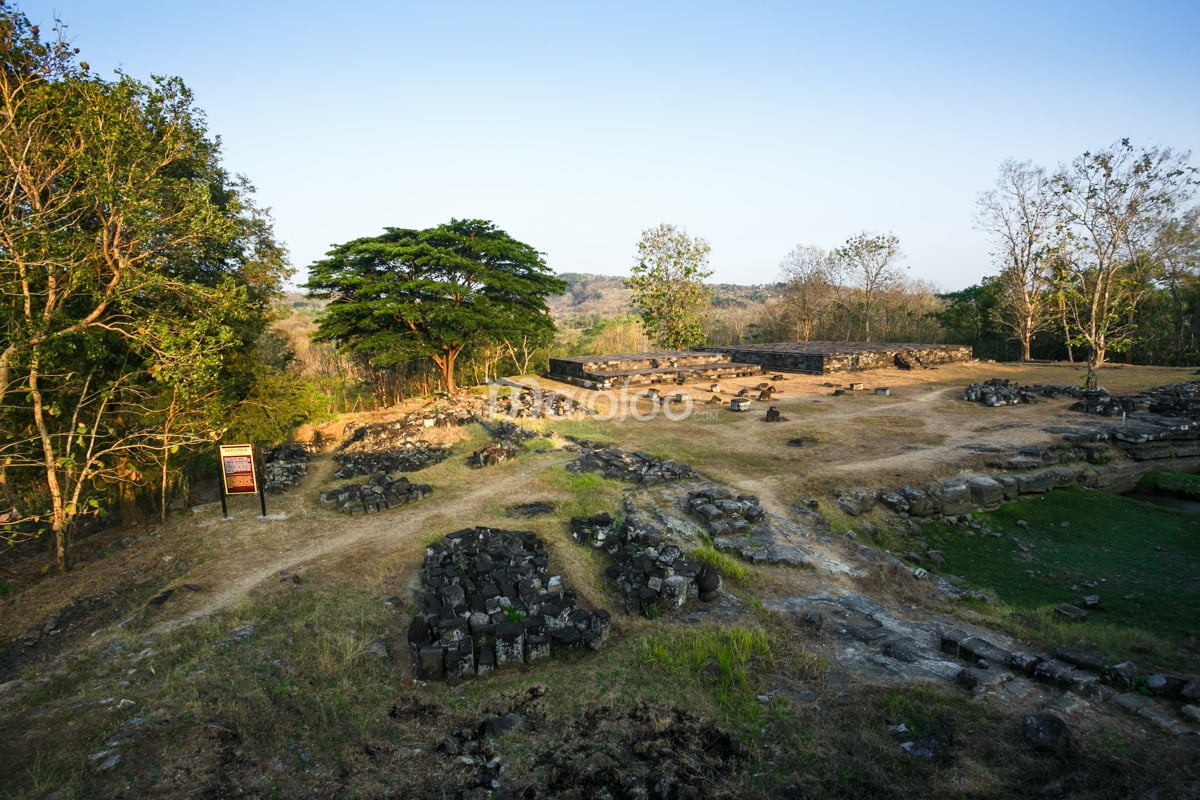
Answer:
[832, 232, 905, 342]
[626, 223, 713, 350]
[637, 626, 773, 716]
[305, 219, 566, 393]
[0, 4, 288, 567]
[933, 281, 1017, 361]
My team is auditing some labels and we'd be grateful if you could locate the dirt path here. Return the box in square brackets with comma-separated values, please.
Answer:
[146, 453, 563, 635]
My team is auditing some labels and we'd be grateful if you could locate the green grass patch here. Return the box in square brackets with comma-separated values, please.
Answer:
[919, 486, 1200, 665]
[537, 467, 625, 519]
[690, 544, 749, 582]
[637, 625, 771, 720]
[521, 436, 557, 452]
[1136, 468, 1200, 499]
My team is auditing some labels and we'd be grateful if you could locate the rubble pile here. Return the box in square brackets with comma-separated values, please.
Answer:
[685, 489, 767, 537]
[334, 411, 465, 478]
[566, 440, 697, 485]
[486, 386, 592, 418]
[408, 526, 611, 679]
[262, 443, 313, 493]
[467, 442, 517, 468]
[1071, 380, 1200, 418]
[479, 419, 539, 445]
[333, 443, 451, 479]
[318, 472, 432, 514]
[570, 512, 723, 614]
[942, 628, 1200, 733]
[962, 379, 1088, 407]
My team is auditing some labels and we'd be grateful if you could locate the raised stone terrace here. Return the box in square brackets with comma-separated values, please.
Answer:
[703, 342, 973, 375]
[548, 350, 762, 389]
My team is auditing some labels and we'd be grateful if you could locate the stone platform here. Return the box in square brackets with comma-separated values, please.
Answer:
[702, 342, 973, 375]
[548, 351, 761, 389]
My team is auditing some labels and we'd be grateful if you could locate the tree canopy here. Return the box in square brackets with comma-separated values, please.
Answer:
[626, 223, 713, 350]
[304, 220, 565, 393]
[0, 3, 289, 569]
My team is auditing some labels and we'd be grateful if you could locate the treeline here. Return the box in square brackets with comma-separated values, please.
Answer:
[956, 144, 1198, 381]
[0, 6, 317, 568]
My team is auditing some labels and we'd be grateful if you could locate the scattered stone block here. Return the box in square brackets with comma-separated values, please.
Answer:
[1054, 603, 1088, 621]
[1055, 645, 1105, 672]
[1022, 714, 1071, 758]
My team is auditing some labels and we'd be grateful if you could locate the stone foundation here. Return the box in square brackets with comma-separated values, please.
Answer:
[703, 342, 973, 375]
[548, 351, 761, 389]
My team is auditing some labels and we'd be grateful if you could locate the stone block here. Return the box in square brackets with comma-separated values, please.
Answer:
[661, 575, 691, 609]
[1034, 658, 1076, 687]
[1055, 645, 1105, 672]
[900, 486, 936, 516]
[966, 476, 1005, 509]
[524, 634, 550, 663]
[959, 636, 1011, 666]
[1007, 651, 1041, 677]
[1054, 603, 1088, 621]
[1146, 673, 1188, 698]
[1022, 714, 1070, 757]
[495, 622, 525, 666]
[1101, 661, 1139, 690]
[940, 480, 972, 515]
[417, 646, 445, 680]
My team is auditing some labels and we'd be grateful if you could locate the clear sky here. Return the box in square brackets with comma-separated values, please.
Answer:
[15, 0, 1200, 291]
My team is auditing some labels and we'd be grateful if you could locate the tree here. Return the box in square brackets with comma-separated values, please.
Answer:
[777, 245, 844, 341]
[0, 4, 288, 568]
[976, 160, 1058, 360]
[1052, 139, 1198, 388]
[832, 232, 905, 341]
[626, 223, 713, 350]
[305, 220, 565, 394]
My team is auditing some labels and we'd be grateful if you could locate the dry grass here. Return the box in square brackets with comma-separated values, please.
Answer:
[2, 360, 1199, 799]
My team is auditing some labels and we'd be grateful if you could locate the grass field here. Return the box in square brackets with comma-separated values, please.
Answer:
[917, 486, 1200, 668]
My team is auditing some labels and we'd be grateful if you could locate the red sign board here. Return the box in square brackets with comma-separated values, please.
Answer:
[219, 444, 259, 495]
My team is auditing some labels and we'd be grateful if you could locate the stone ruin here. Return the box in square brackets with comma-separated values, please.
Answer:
[318, 473, 432, 514]
[548, 351, 761, 390]
[704, 341, 973, 375]
[964, 379, 1200, 419]
[685, 489, 766, 536]
[486, 384, 594, 418]
[1070, 380, 1200, 418]
[570, 512, 723, 615]
[467, 442, 517, 467]
[941, 628, 1200, 735]
[262, 442, 315, 493]
[962, 379, 1088, 406]
[566, 440, 698, 485]
[334, 416, 456, 479]
[408, 526, 611, 680]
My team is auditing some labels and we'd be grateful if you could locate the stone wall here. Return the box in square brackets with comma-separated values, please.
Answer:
[548, 351, 761, 389]
[703, 342, 973, 375]
[833, 409, 1200, 521]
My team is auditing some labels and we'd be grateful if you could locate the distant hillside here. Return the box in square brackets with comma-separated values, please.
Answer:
[549, 272, 774, 329]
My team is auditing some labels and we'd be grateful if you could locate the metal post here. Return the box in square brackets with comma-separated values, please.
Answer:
[218, 442, 229, 520]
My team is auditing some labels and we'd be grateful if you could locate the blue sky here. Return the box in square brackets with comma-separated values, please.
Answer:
[16, 0, 1200, 291]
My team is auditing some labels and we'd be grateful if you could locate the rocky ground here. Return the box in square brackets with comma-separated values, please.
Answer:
[1, 362, 1199, 799]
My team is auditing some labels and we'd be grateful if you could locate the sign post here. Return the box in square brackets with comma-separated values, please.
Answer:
[218, 443, 267, 518]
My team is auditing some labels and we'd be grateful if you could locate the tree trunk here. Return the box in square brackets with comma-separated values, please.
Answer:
[29, 360, 72, 570]
[432, 347, 462, 394]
